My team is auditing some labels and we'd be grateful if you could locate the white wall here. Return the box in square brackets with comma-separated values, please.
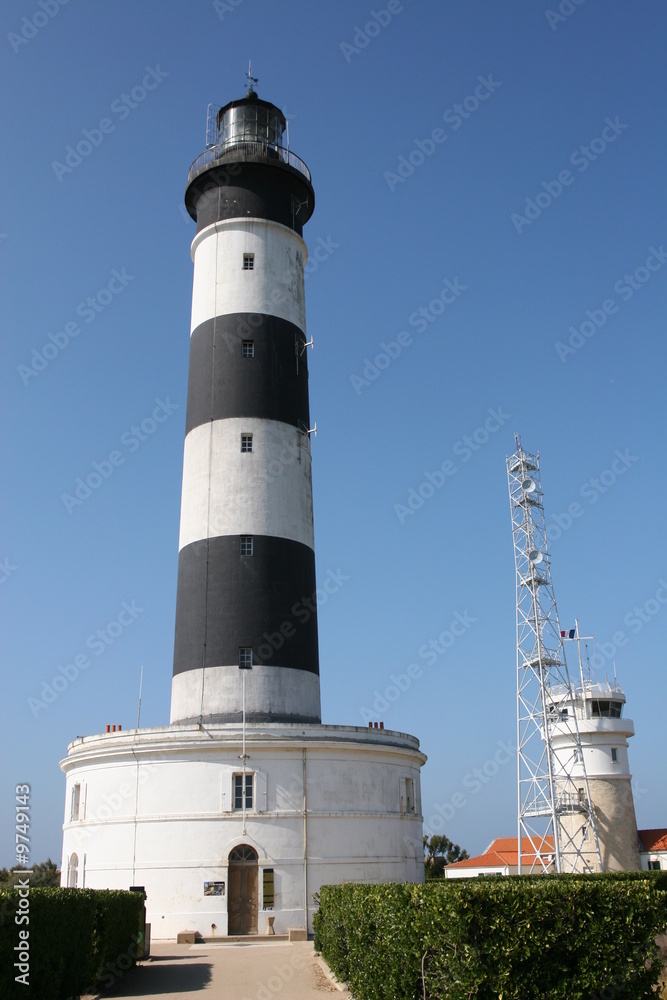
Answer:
[444, 866, 511, 879]
[61, 724, 426, 938]
[640, 851, 667, 871]
[170, 666, 321, 725]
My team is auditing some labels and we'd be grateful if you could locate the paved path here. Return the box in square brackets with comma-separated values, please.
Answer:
[97, 940, 344, 999]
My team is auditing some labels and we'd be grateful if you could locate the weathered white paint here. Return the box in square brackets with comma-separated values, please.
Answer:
[170, 665, 321, 725]
[178, 418, 314, 552]
[551, 685, 635, 782]
[60, 724, 426, 939]
[190, 219, 307, 334]
[552, 718, 635, 780]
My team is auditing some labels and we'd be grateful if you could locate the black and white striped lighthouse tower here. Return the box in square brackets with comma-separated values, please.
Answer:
[170, 82, 320, 726]
[60, 80, 426, 934]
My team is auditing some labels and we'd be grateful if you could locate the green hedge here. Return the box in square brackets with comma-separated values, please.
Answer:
[92, 889, 146, 990]
[314, 874, 667, 999]
[0, 887, 144, 999]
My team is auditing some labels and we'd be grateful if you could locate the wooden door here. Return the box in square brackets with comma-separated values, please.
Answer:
[228, 848, 258, 935]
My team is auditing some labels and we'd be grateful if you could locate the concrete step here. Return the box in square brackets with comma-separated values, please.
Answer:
[194, 934, 290, 945]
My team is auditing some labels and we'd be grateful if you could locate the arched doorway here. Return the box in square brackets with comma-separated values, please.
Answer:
[228, 845, 258, 935]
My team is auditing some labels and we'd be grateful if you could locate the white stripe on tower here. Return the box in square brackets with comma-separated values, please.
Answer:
[190, 220, 306, 334]
[178, 419, 314, 552]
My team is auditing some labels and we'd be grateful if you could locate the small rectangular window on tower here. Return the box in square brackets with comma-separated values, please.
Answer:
[239, 647, 252, 669]
[241, 434, 253, 453]
[399, 776, 416, 814]
[242, 340, 254, 358]
[240, 536, 253, 556]
[243, 253, 254, 270]
[611, 747, 618, 763]
[405, 777, 414, 813]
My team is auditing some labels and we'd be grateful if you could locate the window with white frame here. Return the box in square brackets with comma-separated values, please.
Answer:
[241, 433, 253, 453]
[240, 536, 253, 556]
[239, 647, 252, 669]
[242, 340, 255, 358]
[70, 783, 81, 822]
[234, 773, 253, 810]
[243, 253, 255, 270]
[400, 776, 416, 814]
[221, 769, 266, 813]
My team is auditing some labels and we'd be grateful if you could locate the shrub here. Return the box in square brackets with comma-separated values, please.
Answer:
[0, 887, 144, 999]
[314, 873, 667, 1000]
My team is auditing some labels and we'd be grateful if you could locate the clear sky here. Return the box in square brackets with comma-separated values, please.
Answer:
[2, 0, 666, 869]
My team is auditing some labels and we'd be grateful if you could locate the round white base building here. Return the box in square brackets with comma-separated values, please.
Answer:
[61, 723, 425, 938]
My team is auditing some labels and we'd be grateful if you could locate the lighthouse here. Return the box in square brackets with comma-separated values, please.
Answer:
[171, 85, 320, 728]
[60, 84, 426, 938]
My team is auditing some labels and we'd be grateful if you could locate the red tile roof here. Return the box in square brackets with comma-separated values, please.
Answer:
[446, 836, 554, 870]
[445, 850, 510, 870]
[638, 829, 667, 852]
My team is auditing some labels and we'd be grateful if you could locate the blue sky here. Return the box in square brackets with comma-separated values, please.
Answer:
[2, 0, 666, 868]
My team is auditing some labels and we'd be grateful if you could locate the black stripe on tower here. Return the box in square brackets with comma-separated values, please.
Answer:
[186, 314, 310, 435]
[173, 535, 319, 677]
[186, 162, 314, 236]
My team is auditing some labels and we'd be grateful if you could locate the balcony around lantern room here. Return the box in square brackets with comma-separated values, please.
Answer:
[187, 141, 311, 188]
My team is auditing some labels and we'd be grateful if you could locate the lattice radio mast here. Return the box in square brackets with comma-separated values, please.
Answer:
[507, 438, 602, 874]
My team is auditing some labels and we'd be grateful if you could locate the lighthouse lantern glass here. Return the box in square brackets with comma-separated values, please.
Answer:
[220, 104, 284, 149]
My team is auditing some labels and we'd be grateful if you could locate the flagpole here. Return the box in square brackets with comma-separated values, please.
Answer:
[574, 620, 587, 714]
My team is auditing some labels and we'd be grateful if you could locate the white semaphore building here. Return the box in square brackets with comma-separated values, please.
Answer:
[60, 84, 426, 939]
[549, 677, 640, 872]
